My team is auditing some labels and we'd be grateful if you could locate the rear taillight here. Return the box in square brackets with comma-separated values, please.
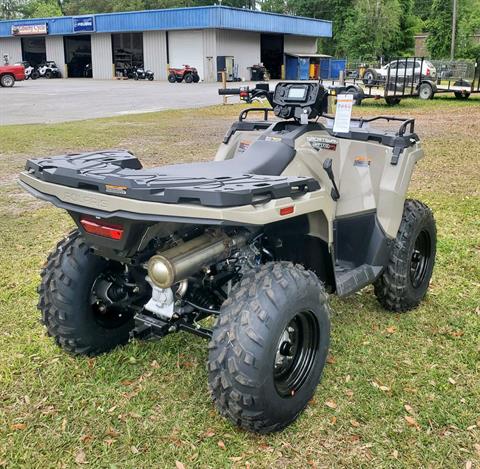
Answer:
[426, 68, 430, 76]
[80, 217, 124, 240]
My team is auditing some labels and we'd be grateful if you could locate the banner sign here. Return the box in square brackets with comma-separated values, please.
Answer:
[73, 16, 95, 33]
[11, 23, 48, 36]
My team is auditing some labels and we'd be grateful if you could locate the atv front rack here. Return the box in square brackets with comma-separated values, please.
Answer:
[24, 151, 319, 208]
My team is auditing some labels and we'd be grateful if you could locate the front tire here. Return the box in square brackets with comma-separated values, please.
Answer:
[0, 74, 15, 87]
[374, 199, 436, 312]
[208, 262, 331, 433]
[38, 230, 136, 356]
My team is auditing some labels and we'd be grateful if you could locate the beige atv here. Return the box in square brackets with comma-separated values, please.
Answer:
[19, 82, 436, 434]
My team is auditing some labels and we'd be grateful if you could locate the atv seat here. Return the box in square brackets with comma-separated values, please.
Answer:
[25, 145, 318, 208]
[158, 140, 295, 178]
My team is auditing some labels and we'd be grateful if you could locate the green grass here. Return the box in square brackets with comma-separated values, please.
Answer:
[0, 98, 479, 468]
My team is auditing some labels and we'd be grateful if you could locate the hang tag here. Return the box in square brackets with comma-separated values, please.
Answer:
[300, 112, 308, 125]
[333, 94, 354, 133]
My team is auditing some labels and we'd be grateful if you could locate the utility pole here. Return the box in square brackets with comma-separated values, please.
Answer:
[451, 0, 457, 60]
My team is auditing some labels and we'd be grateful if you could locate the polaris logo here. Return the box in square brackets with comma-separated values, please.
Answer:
[73, 16, 95, 33]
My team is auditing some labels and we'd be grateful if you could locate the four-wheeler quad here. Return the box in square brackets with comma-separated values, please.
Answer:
[168, 64, 200, 83]
[19, 81, 436, 434]
[36, 61, 61, 79]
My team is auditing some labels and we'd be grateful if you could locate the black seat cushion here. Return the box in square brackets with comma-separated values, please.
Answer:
[158, 140, 295, 177]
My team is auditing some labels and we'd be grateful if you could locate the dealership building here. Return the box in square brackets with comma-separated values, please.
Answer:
[0, 6, 331, 81]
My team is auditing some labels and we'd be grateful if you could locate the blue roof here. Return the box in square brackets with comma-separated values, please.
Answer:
[0, 6, 332, 38]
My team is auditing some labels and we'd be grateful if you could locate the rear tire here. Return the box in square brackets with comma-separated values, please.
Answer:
[419, 82, 434, 100]
[208, 262, 331, 433]
[192, 74, 200, 83]
[374, 199, 436, 312]
[454, 91, 470, 100]
[184, 73, 193, 83]
[38, 230, 136, 356]
[168, 73, 177, 83]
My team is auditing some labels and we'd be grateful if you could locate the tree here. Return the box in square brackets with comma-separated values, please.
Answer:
[21, 0, 62, 17]
[455, 0, 480, 58]
[0, 0, 27, 19]
[425, 0, 453, 58]
[387, 0, 423, 56]
[336, 0, 402, 59]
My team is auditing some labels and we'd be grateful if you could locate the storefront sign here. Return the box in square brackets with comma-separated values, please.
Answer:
[73, 16, 95, 33]
[11, 23, 48, 36]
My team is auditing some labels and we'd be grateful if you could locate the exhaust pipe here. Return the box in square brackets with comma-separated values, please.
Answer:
[147, 231, 248, 289]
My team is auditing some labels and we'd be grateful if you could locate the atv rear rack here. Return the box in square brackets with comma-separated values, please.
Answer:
[24, 151, 319, 208]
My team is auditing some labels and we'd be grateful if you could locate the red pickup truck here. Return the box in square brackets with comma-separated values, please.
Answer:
[0, 64, 26, 87]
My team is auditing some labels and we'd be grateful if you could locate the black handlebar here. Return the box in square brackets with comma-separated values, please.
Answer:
[218, 88, 242, 95]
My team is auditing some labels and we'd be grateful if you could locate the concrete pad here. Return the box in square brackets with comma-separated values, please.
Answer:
[0, 78, 270, 125]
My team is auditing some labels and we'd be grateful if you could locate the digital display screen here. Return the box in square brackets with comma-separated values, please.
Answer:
[287, 87, 307, 100]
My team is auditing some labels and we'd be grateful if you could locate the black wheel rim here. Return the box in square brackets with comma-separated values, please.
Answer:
[410, 229, 432, 289]
[273, 311, 319, 398]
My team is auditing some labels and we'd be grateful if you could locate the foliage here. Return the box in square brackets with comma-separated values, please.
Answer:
[425, 0, 453, 58]
[336, 0, 401, 59]
[0, 0, 26, 19]
[21, 0, 62, 17]
[426, 0, 480, 59]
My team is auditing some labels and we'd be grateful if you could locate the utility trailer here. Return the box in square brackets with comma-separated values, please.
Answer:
[425, 57, 480, 100]
[320, 57, 438, 106]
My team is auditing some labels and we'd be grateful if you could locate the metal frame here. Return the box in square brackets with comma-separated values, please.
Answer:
[320, 56, 480, 102]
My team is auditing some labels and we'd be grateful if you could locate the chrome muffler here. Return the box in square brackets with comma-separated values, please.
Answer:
[147, 231, 248, 289]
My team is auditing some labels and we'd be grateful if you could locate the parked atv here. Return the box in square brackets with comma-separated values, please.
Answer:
[133, 65, 154, 81]
[37, 61, 61, 79]
[19, 82, 436, 434]
[17, 61, 39, 80]
[168, 64, 200, 83]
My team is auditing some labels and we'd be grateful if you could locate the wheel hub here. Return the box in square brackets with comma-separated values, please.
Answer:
[90, 267, 142, 328]
[273, 311, 319, 398]
[410, 229, 431, 288]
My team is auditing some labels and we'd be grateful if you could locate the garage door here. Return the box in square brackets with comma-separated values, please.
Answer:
[168, 30, 204, 80]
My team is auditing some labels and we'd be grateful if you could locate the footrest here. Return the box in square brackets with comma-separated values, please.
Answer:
[335, 264, 383, 297]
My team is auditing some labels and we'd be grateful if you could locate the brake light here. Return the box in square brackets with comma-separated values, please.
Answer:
[426, 68, 430, 76]
[80, 217, 124, 240]
[279, 206, 295, 216]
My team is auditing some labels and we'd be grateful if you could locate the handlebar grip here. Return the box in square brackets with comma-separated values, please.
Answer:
[218, 88, 242, 95]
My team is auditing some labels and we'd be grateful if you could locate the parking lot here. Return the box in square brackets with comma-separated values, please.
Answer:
[0, 78, 257, 125]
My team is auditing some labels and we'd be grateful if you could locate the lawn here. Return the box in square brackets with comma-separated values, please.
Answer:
[0, 95, 479, 468]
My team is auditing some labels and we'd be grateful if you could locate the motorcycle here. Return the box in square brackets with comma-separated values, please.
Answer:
[17, 61, 39, 80]
[133, 65, 154, 81]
